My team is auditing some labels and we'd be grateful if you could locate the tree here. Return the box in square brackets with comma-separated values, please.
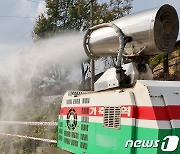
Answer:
[34, 0, 133, 37]
[34, 0, 89, 39]
[33, 0, 133, 89]
[110, 0, 133, 19]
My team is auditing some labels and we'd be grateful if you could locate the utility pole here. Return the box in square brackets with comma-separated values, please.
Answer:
[90, 0, 95, 91]
[163, 53, 169, 74]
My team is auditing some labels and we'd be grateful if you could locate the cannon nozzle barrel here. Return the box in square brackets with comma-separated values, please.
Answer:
[84, 4, 179, 58]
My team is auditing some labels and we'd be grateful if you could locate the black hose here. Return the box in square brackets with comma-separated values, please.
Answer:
[83, 23, 125, 64]
[83, 23, 131, 85]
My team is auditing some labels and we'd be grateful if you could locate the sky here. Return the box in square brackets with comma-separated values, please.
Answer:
[0, 0, 179, 57]
[0, 0, 46, 56]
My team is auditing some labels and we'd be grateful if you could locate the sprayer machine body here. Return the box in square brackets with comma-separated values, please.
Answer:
[57, 4, 180, 154]
[58, 81, 180, 154]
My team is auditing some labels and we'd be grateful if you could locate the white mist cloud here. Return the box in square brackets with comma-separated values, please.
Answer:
[37, 1, 47, 16]
[0, 33, 86, 99]
[0, 33, 87, 121]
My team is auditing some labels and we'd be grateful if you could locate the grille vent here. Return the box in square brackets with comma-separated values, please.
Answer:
[64, 131, 71, 137]
[71, 139, 78, 147]
[60, 115, 63, 119]
[82, 108, 89, 114]
[81, 124, 88, 131]
[73, 99, 80, 104]
[80, 142, 88, 149]
[64, 138, 70, 144]
[82, 98, 90, 104]
[81, 116, 89, 123]
[67, 91, 90, 96]
[80, 134, 88, 141]
[59, 122, 63, 127]
[71, 132, 79, 139]
[66, 99, 72, 104]
[59, 135, 62, 141]
[59, 128, 63, 134]
[154, 4, 179, 53]
[103, 106, 121, 129]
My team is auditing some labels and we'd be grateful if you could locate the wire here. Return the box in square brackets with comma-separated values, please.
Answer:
[0, 15, 37, 19]
[0, 133, 57, 143]
[0, 121, 57, 126]
[0, 121, 58, 143]
[15, 30, 32, 42]
[26, 0, 46, 3]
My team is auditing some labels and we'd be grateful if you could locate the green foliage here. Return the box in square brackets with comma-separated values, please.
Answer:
[33, 0, 133, 39]
[67, 0, 89, 30]
[34, 0, 88, 39]
[149, 53, 165, 69]
[110, 0, 133, 19]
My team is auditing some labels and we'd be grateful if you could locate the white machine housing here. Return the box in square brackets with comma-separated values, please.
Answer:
[94, 63, 153, 91]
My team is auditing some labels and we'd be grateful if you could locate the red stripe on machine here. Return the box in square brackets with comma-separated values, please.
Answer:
[60, 106, 105, 117]
[59, 106, 180, 120]
[136, 106, 180, 120]
[166, 106, 180, 120]
[136, 106, 168, 120]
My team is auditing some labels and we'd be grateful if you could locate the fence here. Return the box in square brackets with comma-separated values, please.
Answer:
[0, 121, 57, 143]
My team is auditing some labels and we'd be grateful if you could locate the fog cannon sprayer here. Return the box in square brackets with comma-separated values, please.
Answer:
[83, 4, 179, 88]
